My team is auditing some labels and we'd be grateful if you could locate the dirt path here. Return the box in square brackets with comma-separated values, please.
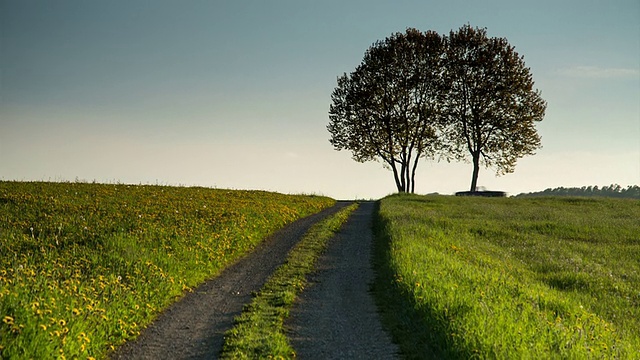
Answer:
[111, 202, 350, 360]
[287, 201, 400, 359]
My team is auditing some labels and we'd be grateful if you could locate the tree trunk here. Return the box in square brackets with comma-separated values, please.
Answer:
[390, 161, 404, 192]
[404, 152, 411, 194]
[410, 156, 419, 194]
[400, 160, 407, 193]
[470, 154, 480, 192]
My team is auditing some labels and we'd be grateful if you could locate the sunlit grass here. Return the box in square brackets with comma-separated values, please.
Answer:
[0, 181, 334, 359]
[374, 194, 640, 358]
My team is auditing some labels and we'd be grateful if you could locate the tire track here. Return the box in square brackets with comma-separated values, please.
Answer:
[287, 201, 400, 359]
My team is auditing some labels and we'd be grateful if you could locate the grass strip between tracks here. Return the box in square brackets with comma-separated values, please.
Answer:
[220, 202, 359, 359]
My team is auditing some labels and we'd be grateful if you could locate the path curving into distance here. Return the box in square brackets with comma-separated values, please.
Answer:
[287, 201, 400, 359]
[111, 202, 351, 360]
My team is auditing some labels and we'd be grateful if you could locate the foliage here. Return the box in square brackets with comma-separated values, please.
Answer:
[374, 194, 639, 358]
[517, 184, 640, 199]
[328, 28, 446, 193]
[329, 25, 545, 193]
[0, 181, 334, 359]
[443, 25, 547, 192]
[220, 203, 358, 359]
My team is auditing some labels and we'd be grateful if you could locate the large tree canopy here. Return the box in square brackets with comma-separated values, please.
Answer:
[328, 28, 445, 193]
[443, 25, 547, 191]
[328, 25, 546, 193]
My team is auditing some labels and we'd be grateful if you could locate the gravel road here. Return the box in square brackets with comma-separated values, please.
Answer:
[110, 202, 350, 360]
[287, 201, 400, 359]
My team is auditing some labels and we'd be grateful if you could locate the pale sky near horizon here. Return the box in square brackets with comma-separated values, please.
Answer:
[1, 1, 639, 199]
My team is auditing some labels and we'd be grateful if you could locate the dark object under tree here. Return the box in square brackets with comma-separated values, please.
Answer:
[455, 190, 506, 197]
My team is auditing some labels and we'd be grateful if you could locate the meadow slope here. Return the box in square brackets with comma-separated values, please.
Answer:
[0, 181, 334, 359]
[374, 194, 640, 358]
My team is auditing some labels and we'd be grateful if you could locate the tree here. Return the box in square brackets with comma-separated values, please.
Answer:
[327, 29, 445, 193]
[442, 25, 547, 192]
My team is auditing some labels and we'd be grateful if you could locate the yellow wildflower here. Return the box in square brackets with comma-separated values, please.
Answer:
[2, 316, 14, 325]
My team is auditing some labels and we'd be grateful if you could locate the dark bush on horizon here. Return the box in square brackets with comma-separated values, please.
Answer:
[516, 184, 640, 199]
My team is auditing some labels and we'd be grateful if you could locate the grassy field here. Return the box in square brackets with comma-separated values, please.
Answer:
[220, 203, 358, 359]
[374, 194, 640, 358]
[0, 181, 334, 359]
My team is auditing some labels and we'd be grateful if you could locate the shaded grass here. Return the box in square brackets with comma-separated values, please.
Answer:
[220, 203, 358, 359]
[373, 194, 640, 358]
[0, 181, 334, 359]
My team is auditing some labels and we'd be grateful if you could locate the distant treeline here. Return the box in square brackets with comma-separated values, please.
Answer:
[517, 184, 640, 199]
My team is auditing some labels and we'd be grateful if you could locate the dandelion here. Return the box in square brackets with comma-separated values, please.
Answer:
[78, 332, 90, 342]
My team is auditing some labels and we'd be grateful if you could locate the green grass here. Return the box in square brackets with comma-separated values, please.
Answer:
[0, 181, 334, 359]
[373, 194, 640, 359]
[220, 203, 358, 359]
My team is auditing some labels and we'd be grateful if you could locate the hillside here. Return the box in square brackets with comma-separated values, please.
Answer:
[374, 194, 640, 358]
[0, 181, 334, 359]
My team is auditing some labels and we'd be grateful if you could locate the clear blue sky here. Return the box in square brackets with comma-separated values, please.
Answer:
[1, 0, 639, 199]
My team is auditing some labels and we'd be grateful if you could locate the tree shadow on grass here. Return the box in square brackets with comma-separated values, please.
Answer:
[371, 201, 473, 359]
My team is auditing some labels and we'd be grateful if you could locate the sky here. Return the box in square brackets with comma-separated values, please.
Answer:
[1, 0, 639, 199]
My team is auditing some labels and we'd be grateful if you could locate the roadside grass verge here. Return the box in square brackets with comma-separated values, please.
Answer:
[0, 181, 334, 359]
[220, 202, 358, 359]
[373, 194, 640, 358]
